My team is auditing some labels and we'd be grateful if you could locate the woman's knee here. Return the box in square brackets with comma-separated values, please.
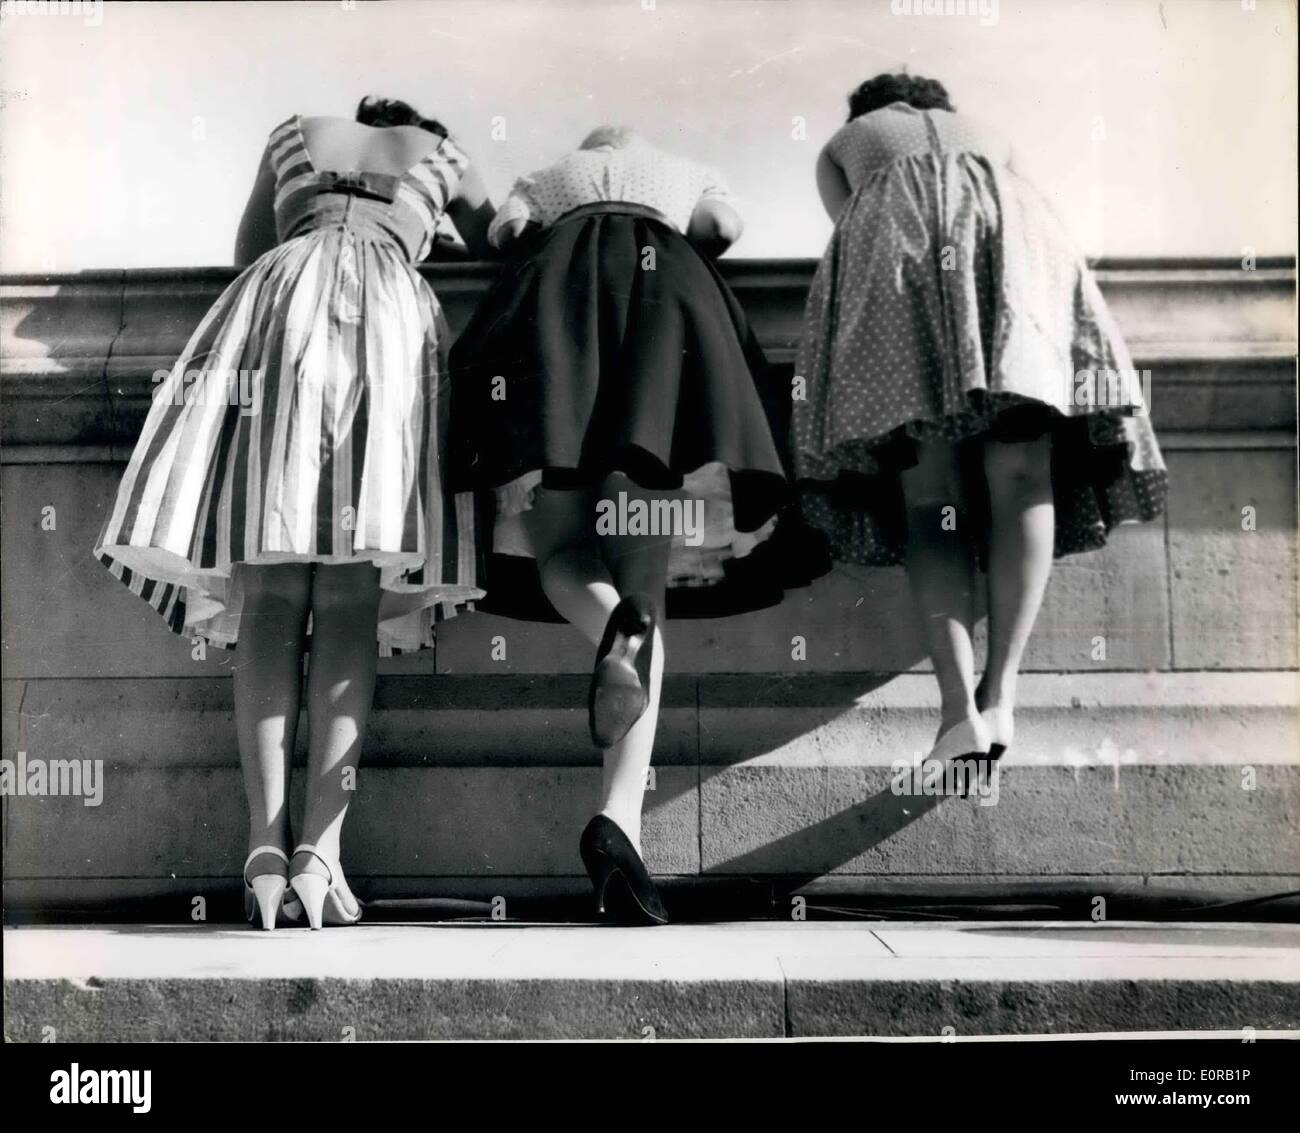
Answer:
[241, 564, 312, 616]
[984, 437, 1052, 500]
[311, 563, 381, 616]
[528, 488, 596, 567]
[901, 442, 962, 509]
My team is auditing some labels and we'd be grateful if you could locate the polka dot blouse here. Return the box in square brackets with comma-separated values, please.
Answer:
[487, 138, 739, 247]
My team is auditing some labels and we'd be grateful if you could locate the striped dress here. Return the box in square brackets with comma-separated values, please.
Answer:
[95, 115, 482, 654]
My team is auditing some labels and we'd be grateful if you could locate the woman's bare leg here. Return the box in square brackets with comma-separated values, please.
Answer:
[233, 563, 312, 873]
[978, 435, 1055, 725]
[524, 486, 621, 645]
[594, 474, 673, 853]
[293, 562, 380, 910]
[899, 442, 981, 739]
[524, 475, 673, 853]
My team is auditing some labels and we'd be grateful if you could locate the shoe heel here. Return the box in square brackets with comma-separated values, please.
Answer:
[249, 875, 286, 931]
[291, 873, 330, 931]
[588, 856, 615, 915]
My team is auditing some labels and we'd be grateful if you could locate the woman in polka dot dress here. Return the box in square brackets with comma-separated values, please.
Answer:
[792, 73, 1166, 766]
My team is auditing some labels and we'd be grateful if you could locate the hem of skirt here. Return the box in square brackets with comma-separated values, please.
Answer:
[477, 552, 805, 623]
[96, 542, 472, 592]
[484, 458, 791, 532]
[794, 394, 1149, 481]
[809, 510, 1162, 571]
[137, 588, 486, 657]
[97, 542, 484, 656]
[191, 585, 486, 654]
[483, 461, 787, 583]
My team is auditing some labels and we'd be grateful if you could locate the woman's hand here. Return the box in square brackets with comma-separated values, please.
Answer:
[444, 163, 498, 260]
[489, 214, 538, 252]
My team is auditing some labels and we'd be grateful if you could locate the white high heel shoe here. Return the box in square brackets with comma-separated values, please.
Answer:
[289, 844, 362, 930]
[243, 845, 302, 931]
[926, 717, 993, 763]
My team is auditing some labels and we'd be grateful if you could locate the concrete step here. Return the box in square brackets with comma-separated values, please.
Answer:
[5, 921, 1299, 1040]
[4, 672, 1297, 907]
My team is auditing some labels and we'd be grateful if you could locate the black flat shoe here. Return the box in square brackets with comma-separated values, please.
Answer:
[588, 594, 657, 749]
[579, 815, 668, 926]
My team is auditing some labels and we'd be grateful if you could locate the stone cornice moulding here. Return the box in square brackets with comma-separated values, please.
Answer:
[1, 257, 1295, 446]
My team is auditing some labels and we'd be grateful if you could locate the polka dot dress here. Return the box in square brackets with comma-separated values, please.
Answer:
[791, 103, 1167, 567]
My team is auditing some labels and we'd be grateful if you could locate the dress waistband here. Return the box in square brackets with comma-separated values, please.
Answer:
[281, 193, 417, 258]
[552, 201, 673, 229]
[313, 170, 401, 203]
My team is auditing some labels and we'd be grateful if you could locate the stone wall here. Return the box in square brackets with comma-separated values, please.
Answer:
[2, 258, 1296, 907]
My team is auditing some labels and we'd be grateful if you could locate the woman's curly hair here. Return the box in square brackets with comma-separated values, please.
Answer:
[355, 96, 448, 139]
[846, 73, 955, 121]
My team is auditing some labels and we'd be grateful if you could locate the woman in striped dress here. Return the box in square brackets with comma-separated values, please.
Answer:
[95, 97, 495, 929]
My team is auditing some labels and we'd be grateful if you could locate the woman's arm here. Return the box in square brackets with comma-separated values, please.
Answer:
[686, 198, 744, 258]
[233, 147, 278, 267]
[443, 161, 498, 260]
[687, 163, 744, 257]
[815, 144, 852, 222]
[490, 216, 543, 251]
[487, 175, 542, 252]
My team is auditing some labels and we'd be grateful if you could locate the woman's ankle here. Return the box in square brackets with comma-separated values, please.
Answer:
[976, 677, 1016, 712]
[938, 693, 980, 732]
[598, 807, 642, 856]
[244, 831, 290, 880]
[292, 829, 342, 870]
[247, 827, 290, 855]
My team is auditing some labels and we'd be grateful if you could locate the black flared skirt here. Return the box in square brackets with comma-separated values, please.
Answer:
[448, 202, 828, 620]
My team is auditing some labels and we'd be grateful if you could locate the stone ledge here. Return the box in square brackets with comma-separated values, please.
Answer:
[1, 257, 1295, 444]
[4, 922, 1298, 1039]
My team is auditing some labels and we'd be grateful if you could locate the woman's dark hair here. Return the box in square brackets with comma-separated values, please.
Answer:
[846, 73, 954, 121]
[356, 96, 448, 139]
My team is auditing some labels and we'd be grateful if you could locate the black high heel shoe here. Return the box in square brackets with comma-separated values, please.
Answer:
[579, 815, 668, 926]
[588, 594, 657, 749]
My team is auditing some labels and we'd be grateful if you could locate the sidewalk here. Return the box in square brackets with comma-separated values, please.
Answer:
[6, 920, 1299, 1040]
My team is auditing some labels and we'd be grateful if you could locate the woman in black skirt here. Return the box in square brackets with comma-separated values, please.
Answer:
[450, 126, 822, 924]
